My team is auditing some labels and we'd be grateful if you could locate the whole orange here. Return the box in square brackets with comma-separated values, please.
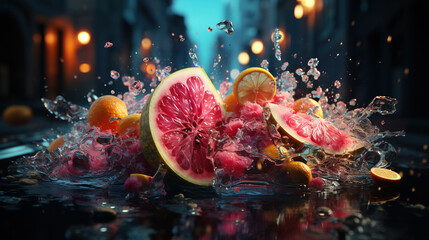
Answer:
[2, 105, 33, 125]
[272, 161, 313, 186]
[117, 113, 141, 137]
[87, 95, 128, 133]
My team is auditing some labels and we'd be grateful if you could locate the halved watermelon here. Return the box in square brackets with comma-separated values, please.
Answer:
[267, 103, 365, 155]
[140, 67, 225, 185]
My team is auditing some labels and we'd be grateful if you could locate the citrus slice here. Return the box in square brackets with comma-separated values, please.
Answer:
[267, 103, 365, 155]
[233, 67, 276, 106]
[370, 168, 401, 186]
[140, 67, 225, 186]
[293, 97, 324, 118]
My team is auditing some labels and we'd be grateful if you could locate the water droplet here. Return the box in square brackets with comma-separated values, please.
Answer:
[272, 28, 282, 61]
[308, 58, 319, 68]
[110, 70, 120, 80]
[281, 62, 289, 71]
[311, 86, 323, 98]
[260, 59, 269, 69]
[104, 42, 113, 48]
[189, 47, 199, 67]
[216, 20, 234, 34]
[122, 76, 135, 87]
[213, 54, 221, 67]
[129, 81, 143, 96]
[334, 80, 341, 88]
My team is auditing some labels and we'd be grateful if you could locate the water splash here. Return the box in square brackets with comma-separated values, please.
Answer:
[188, 47, 199, 67]
[216, 20, 234, 34]
[272, 28, 282, 61]
[281, 62, 289, 71]
[41, 96, 88, 122]
[104, 42, 113, 48]
[110, 70, 120, 80]
[260, 60, 269, 70]
[277, 71, 297, 92]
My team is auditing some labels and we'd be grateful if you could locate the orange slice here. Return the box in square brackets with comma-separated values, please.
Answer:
[233, 67, 276, 106]
[293, 97, 324, 118]
[370, 168, 401, 186]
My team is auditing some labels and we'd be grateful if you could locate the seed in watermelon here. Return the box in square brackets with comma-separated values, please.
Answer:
[267, 103, 365, 155]
[139, 67, 225, 186]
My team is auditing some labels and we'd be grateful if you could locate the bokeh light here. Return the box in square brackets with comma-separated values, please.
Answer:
[77, 31, 90, 45]
[238, 52, 250, 65]
[294, 4, 304, 19]
[230, 68, 240, 80]
[251, 40, 264, 55]
[79, 63, 91, 73]
[141, 38, 152, 51]
[301, 0, 315, 8]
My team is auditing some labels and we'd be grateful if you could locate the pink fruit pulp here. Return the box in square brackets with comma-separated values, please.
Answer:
[148, 68, 225, 185]
[268, 103, 363, 155]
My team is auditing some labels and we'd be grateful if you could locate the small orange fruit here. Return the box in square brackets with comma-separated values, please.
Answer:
[48, 136, 64, 152]
[293, 97, 323, 118]
[223, 93, 241, 114]
[273, 161, 312, 186]
[87, 95, 128, 133]
[233, 67, 276, 107]
[370, 168, 401, 186]
[129, 173, 153, 189]
[2, 105, 33, 125]
[117, 113, 141, 137]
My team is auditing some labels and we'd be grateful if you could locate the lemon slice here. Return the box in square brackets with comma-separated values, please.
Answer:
[233, 67, 276, 106]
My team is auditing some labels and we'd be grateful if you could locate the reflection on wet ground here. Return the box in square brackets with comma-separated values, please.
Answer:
[0, 126, 428, 239]
[0, 163, 427, 239]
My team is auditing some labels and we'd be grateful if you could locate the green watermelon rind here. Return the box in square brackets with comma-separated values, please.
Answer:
[139, 67, 225, 186]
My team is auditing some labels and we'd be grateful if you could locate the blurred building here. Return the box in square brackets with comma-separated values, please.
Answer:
[0, 0, 190, 108]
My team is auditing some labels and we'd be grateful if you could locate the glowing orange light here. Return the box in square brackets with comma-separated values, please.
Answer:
[251, 40, 264, 55]
[238, 52, 250, 65]
[79, 63, 91, 73]
[45, 32, 56, 44]
[141, 38, 152, 51]
[301, 0, 315, 8]
[294, 4, 304, 19]
[141, 62, 156, 75]
[77, 31, 90, 45]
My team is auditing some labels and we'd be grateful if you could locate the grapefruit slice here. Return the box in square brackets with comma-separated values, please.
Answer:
[140, 67, 225, 186]
[267, 103, 365, 155]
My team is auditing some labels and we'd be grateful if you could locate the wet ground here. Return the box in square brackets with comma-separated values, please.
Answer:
[0, 119, 428, 239]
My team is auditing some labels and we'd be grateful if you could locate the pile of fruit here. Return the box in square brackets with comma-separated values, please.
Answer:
[46, 67, 401, 192]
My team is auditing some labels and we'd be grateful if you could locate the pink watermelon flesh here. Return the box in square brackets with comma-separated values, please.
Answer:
[155, 76, 223, 183]
[269, 103, 361, 154]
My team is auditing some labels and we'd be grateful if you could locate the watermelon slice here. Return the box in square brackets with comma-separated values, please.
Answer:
[140, 67, 225, 185]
